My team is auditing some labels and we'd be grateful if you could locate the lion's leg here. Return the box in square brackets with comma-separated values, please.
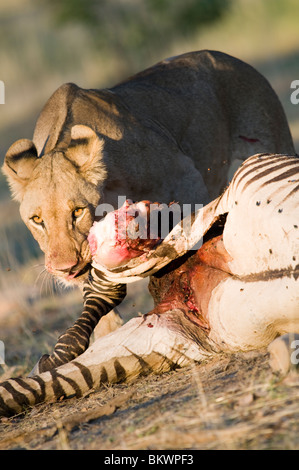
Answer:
[93, 308, 124, 340]
[0, 311, 213, 417]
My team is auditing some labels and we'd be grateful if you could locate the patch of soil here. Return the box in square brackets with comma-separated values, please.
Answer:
[1, 349, 299, 450]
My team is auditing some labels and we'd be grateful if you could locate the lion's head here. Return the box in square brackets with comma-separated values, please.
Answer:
[2, 125, 107, 285]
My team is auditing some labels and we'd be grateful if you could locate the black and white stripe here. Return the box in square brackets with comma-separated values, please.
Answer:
[223, 153, 299, 204]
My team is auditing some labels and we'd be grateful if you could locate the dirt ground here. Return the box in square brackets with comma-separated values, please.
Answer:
[1, 346, 299, 451]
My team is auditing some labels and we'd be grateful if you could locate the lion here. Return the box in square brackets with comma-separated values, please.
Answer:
[2, 50, 294, 292]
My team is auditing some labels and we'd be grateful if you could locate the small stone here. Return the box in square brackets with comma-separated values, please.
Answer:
[237, 393, 255, 407]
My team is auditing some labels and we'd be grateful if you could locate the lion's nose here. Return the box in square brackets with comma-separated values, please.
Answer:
[46, 253, 79, 274]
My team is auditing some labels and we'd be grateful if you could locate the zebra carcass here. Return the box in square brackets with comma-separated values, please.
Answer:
[0, 153, 298, 417]
[88, 152, 298, 353]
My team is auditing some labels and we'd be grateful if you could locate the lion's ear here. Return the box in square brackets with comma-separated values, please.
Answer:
[2, 139, 38, 201]
[67, 124, 106, 186]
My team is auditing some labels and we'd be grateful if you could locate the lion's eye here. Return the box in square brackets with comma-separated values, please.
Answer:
[32, 215, 43, 225]
[73, 208, 84, 219]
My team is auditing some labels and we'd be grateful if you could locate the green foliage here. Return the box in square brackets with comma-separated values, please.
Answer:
[46, 0, 100, 26]
[40, 0, 230, 58]
[147, 0, 230, 33]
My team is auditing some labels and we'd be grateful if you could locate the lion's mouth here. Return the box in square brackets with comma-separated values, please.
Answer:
[66, 263, 91, 281]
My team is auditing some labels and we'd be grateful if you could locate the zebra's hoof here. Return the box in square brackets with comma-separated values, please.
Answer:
[268, 334, 299, 375]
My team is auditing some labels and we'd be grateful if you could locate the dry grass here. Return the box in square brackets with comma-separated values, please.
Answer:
[1, 350, 299, 450]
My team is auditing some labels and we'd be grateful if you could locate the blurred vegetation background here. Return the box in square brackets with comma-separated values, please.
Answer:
[0, 0, 298, 369]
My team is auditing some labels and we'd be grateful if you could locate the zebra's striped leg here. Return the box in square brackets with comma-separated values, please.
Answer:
[0, 310, 214, 417]
[31, 272, 127, 375]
